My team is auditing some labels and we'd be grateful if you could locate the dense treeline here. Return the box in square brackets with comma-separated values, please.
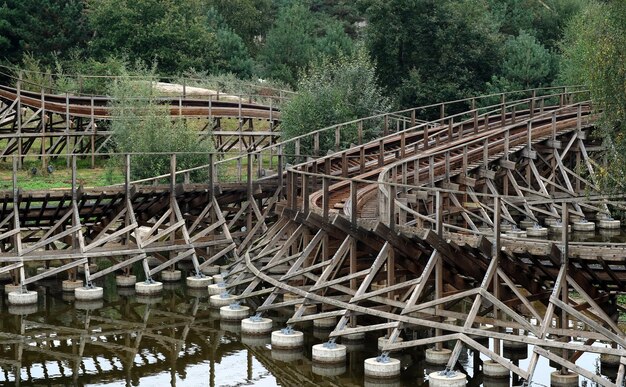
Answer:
[1, 0, 585, 102]
[1, 0, 624, 183]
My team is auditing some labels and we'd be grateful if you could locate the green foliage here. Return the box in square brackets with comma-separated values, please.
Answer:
[259, 3, 353, 87]
[560, 1, 626, 191]
[0, 0, 88, 65]
[86, 0, 218, 75]
[363, 0, 502, 109]
[207, 0, 274, 50]
[206, 8, 255, 78]
[500, 31, 556, 88]
[280, 48, 389, 156]
[108, 67, 212, 181]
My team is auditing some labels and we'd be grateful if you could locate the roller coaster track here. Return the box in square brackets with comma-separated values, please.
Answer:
[0, 83, 281, 160]
[228, 86, 626, 385]
[1, 84, 624, 384]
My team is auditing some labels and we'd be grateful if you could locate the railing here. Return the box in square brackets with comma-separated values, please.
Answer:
[134, 86, 588, 186]
[377, 100, 595, 230]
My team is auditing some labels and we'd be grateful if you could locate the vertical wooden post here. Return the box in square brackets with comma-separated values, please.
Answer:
[12, 156, 25, 287]
[277, 145, 284, 194]
[383, 116, 388, 136]
[335, 127, 340, 152]
[388, 184, 396, 232]
[357, 121, 364, 144]
[314, 133, 320, 157]
[530, 90, 536, 118]
[435, 191, 443, 349]
[41, 88, 47, 171]
[90, 96, 95, 168]
[410, 110, 416, 127]
[65, 93, 71, 168]
[247, 153, 253, 231]
[208, 153, 214, 201]
[322, 176, 330, 220]
[493, 197, 502, 356]
[439, 103, 445, 120]
[500, 93, 506, 124]
[302, 168, 309, 213]
[16, 72, 23, 168]
[350, 180, 358, 225]
[423, 124, 429, 150]
[560, 202, 569, 374]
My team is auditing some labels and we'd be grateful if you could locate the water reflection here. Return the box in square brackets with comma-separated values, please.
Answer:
[0, 277, 621, 386]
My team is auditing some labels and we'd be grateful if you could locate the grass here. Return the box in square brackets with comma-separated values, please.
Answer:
[0, 157, 124, 190]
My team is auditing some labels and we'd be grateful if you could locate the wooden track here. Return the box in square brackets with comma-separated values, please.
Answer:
[0, 84, 281, 159]
[226, 87, 626, 385]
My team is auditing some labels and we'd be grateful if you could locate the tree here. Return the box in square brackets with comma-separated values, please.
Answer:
[280, 48, 390, 156]
[207, 0, 274, 50]
[501, 31, 555, 88]
[560, 1, 626, 189]
[86, 0, 218, 75]
[362, 0, 502, 108]
[259, 3, 353, 87]
[108, 67, 211, 181]
[0, 0, 89, 64]
[206, 8, 254, 78]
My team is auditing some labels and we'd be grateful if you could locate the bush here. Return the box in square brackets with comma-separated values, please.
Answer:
[280, 48, 390, 158]
[108, 66, 212, 181]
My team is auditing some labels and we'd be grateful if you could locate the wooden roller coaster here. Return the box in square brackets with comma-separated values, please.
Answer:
[1, 85, 624, 384]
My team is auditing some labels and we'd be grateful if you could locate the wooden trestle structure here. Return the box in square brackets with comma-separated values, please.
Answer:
[1, 86, 625, 384]
[0, 81, 282, 165]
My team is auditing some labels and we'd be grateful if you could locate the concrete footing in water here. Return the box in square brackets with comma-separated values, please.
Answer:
[210, 293, 235, 307]
[135, 281, 163, 295]
[160, 270, 181, 281]
[116, 275, 136, 287]
[550, 371, 579, 387]
[598, 219, 621, 229]
[378, 336, 404, 351]
[483, 360, 509, 378]
[364, 357, 401, 379]
[75, 286, 103, 301]
[208, 283, 225, 295]
[241, 317, 273, 334]
[313, 317, 337, 329]
[572, 220, 595, 231]
[4, 284, 21, 294]
[186, 276, 212, 288]
[271, 330, 304, 349]
[219, 304, 250, 320]
[425, 348, 452, 365]
[312, 343, 346, 364]
[62, 280, 83, 292]
[428, 371, 467, 387]
[8, 290, 37, 305]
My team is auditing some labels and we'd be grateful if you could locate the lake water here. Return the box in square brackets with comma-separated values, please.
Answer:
[0, 244, 622, 387]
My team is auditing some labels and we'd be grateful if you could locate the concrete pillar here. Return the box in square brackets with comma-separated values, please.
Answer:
[210, 293, 235, 307]
[62, 280, 83, 292]
[186, 275, 211, 288]
[8, 290, 37, 305]
[74, 286, 103, 301]
[219, 304, 250, 320]
[364, 357, 401, 379]
[116, 275, 136, 287]
[241, 317, 273, 334]
[135, 281, 163, 295]
[483, 360, 509, 378]
[161, 270, 181, 281]
[426, 348, 452, 365]
[550, 371, 578, 387]
[312, 343, 347, 364]
[429, 371, 467, 387]
[271, 329, 304, 349]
